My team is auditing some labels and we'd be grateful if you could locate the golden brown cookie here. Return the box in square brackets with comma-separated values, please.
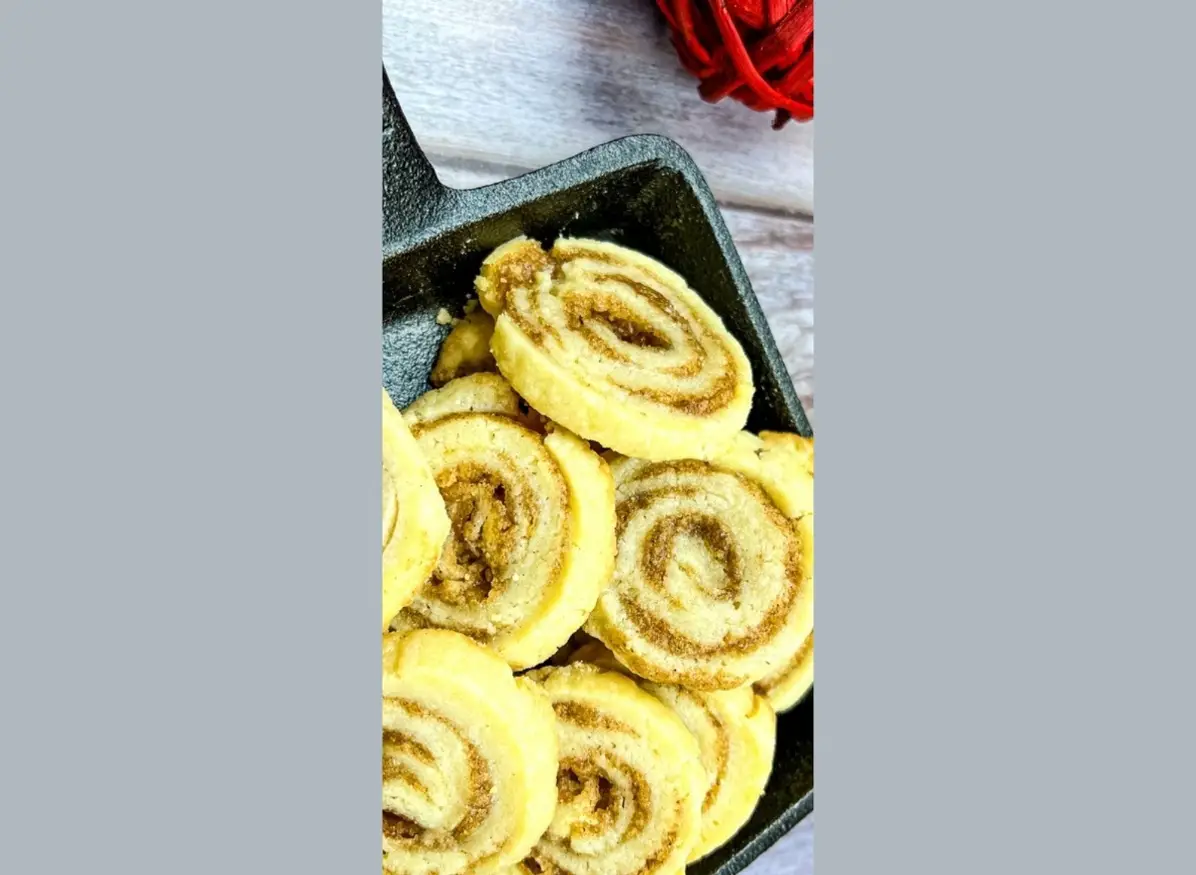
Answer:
[567, 641, 777, 862]
[431, 306, 497, 386]
[393, 373, 616, 670]
[586, 438, 814, 691]
[383, 387, 451, 631]
[382, 630, 558, 875]
[475, 236, 754, 461]
[706, 429, 814, 518]
[514, 663, 706, 875]
[729, 433, 813, 710]
[754, 630, 814, 713]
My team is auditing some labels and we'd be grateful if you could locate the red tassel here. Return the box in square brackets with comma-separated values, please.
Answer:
[655, 0, 814, 128]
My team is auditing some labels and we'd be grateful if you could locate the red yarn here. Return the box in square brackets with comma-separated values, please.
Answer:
[655, 0, 814, 128]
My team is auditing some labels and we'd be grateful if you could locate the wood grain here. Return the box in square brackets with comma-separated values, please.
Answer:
[721, 206, 815, 424]
[382, 0, 814, 216]
[751, 814, 815, 875]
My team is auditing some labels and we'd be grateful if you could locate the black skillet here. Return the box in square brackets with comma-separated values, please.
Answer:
[382, 69, 813, 874]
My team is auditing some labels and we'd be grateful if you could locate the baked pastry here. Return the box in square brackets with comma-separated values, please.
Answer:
[567, 642, 776, 862]
[754, 630, 814, 713]
[713, 430, 814, 517]
[475, 236, 753, 461]
[431, 305, 497, 386]
[586, 437, 814, 690]
[731, 433, 813, 710]
[382, 387, 451, 632]
[382, 629, 558, 875]
[513, 663, 706, 875]
[393, 373, 616, 670]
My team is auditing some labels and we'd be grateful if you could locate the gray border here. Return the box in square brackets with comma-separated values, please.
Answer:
[818, 0, 1194, 873]
[1, 3, 379, 872]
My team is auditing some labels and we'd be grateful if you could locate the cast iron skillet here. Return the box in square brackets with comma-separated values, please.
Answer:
[382, 69, 813, 875]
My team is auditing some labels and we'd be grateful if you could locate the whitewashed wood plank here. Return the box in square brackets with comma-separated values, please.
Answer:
[383, 0, 814, 216]
[721, 205, 815, 423]
[749, 816, 814, 875]
[430, 159, 815, 421]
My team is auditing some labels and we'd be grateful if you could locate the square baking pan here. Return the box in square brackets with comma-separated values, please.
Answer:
[382, 69, 813, 875]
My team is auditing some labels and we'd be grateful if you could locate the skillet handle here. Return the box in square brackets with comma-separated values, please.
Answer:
[383, 69, 449, 243]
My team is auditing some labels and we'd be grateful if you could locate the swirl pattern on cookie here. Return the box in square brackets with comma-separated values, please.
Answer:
[382, 630, 558, 875]
[707, 429, 814, 518]
[475, 236, 754, 461]
[383, 387, 451, 632]
[738, 432, 813, 710]
[567, 642, 776, 861]
[393, 373, 616, 670]
[514, 663, 706, 875]
[586, 441, 814, 690]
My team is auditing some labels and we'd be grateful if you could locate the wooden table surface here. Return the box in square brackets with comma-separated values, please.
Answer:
[384, 1, 815, 870]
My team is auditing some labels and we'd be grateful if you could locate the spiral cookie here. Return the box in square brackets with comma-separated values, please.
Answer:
[754, 630, 814, 713]
[567, 641, 777, 862]
[431, 305, 497, 386]
[382, 630, 558, 875]
[514, 663, 706, 875]
[586, 442, 814, 691]
[708, 429, 814, 518]
[755, 492, 813, 712]
[475, 236, 754, 461]
[383, 387, 451, 632]
[393, 373, 616, 670]
[738, 433, 813, 710]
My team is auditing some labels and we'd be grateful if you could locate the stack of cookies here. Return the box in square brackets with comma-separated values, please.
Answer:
[381, 237, 815, 875]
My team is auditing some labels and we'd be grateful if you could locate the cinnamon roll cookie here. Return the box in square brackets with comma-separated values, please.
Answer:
[393, 373, 616, 670]
[586, 435, 814, 691]
[383, 387, 451, 632]
[431, 304, 497, 387]
[513, 662, 706, 875]
[713, 430, 814, 518]
[731, 434, 813, 710]
[567, 642, 777, 863]
[754, 630, 814, 713]
[475, 237, 754, 461]
[382, 630, 558, 875]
